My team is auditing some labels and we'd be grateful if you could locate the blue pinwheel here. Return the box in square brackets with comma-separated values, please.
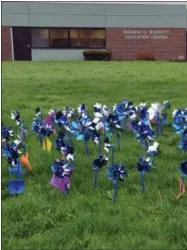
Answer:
[137, 157, 151, 192]
[162, 100, 171, 126]
[114, 100, 136, 135]
[136, 122, 154, 150]
[69, 120, 92, 157]
[31, 107, 43, 145]
[1, 123, 14, 155]
[3, 137, 26, 195]
[173, 109, 186, 135]
[146, 141, 160, 169]
[56, 131, 66, 152]
[11, 110, 28, 138]
[92, 138, 108, 187]
[106, 145, 128, 203]
[107, 114, 123, 151]
[179, 127, 187, 152]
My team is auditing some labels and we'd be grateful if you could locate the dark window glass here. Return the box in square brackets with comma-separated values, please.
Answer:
[49, 29, 69, 48]
[31, 29, 49, 48]
[70, 29, 105, 48]
[31, 28, 106, 49]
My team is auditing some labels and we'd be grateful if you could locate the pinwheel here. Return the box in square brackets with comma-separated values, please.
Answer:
[13, 135, 32, 172]
[176, 160, 187, 199]
[69, 120, 91, 156]
[2, 134, 31, 195]
[32, 107, 54, 152]
[11, 110, 21, 125]
[56, 131, 66, 152]
[113, 100, 136, 135]
[147, 102, 164, 123]
[137, 103, 148, 121]
[135, 122, 154, 150]
[1, 123, 14, 152]
[60, 144, 75, 162]
[172, 109, 187, 135]
[147, 141, 159, 168]
[31, 107, 43, 145]
[43, 109, 56, 131]
[104, 137, 112, 153]
[93, 103, 111, 137]
[106, 114, 123, 151]
[137, 157, 151, 192]
[50, 158, 74, 195]
[162, 100, 171, 126]
[179, 126, 187, 152]
[11, 110, 28, 137]
[92, 138, 108, 187]
[4, 134, 32, 172]
[106, 145, 128, 203]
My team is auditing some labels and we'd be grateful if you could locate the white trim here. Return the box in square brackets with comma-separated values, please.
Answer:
[10, 27, 14, 61]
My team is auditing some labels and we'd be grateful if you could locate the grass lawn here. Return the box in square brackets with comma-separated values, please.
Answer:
[2, 61, 187, 250]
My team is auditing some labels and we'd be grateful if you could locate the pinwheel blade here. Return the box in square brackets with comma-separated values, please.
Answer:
[20, 152, 32, 172]
[43, 138, 52, 152]
[8, 180, 25, 195]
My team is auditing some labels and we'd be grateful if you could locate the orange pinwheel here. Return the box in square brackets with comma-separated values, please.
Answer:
[20, 152, 32, 172]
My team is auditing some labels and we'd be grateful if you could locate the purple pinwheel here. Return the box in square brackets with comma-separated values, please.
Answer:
[43, 109, 56, 132]
[50, 158, 74, 195]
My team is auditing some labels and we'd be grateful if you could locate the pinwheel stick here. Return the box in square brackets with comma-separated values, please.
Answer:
[94, 139, 101, 188]
[68, 131, 73, 146]
[117, 133, 120, 152]
[39, 113, 43, 146]
[85, 139, 89, 157]
[140, 172, 146, 193]
[156, 112, 164, 137]
[156, 112, 159, 138]
[94, 170, 98, 187]
[44, 138, 47, 151]
[123, 118, 127, 135]
[113, 180, 118, 203]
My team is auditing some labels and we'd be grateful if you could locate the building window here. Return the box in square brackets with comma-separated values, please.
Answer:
[70, 29, 105, 48]
[49, 29, 69, 48]
[31, 28, 106, 49]
[31, 29, 49, 48]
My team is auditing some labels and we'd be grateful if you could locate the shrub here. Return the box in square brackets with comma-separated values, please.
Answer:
[83, 50, 111, 61]
[136, 52, 155, 61]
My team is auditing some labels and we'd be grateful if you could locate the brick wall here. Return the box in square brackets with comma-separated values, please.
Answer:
[106, 28, 186, 61]
[1, 27, 12, 61]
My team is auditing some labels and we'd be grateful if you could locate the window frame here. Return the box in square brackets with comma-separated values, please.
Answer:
[30, 27, 106, 49]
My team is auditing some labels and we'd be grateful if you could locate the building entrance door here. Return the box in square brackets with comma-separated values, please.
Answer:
[13, 27, 31, 61]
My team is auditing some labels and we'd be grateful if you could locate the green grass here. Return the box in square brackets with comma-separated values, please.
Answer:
[2, 61, 187, 250]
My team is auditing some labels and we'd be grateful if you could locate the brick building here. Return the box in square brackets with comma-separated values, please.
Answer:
[1, 2, 187, 61]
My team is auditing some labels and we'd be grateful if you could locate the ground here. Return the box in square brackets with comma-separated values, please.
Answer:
[2, 61, 187, 250]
